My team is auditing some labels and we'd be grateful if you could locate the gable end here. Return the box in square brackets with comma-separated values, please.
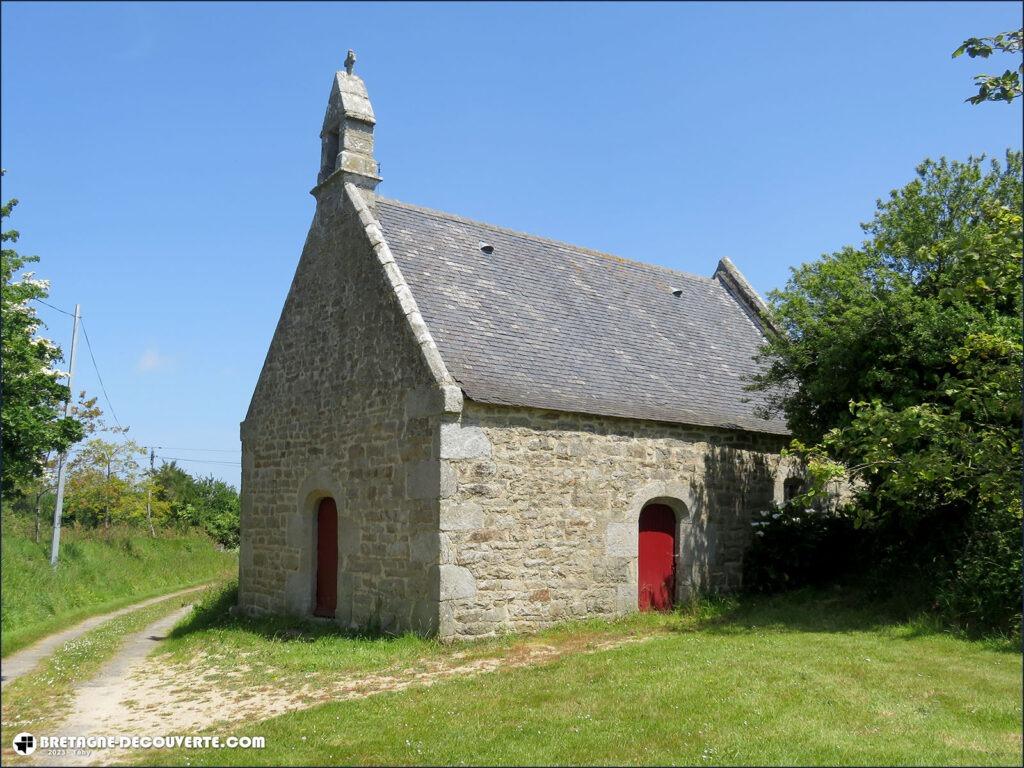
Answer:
[344, 183, 463, 414]
[713, 257, 782, 337]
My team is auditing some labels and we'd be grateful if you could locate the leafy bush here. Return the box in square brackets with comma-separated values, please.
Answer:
[153, 463, 240, 548]
[744, 502, 861, 592]
[936, 501, 1023, 635]
[751, 153, 1022, 635]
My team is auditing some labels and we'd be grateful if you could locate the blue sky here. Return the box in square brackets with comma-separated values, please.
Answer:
[2, 1, 1021, 486]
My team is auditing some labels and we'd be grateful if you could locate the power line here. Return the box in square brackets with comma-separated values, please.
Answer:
[30, 299, 238, 463]
[30, 298, 124, 430]
[31, 297, 76, 317]
[27, 301, 242, 466]
[155, 446, 240, 453]
[158, 455, 241, 466]
[79, 318, 122, 429]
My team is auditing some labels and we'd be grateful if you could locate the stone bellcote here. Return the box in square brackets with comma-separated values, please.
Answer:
[317, 50, 382, 192]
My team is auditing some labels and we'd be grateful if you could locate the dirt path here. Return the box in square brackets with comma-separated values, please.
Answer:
[111, 631, 651, 734]
[33, 604, 197, 766]
[1, 584, 214, 688]
[35, 616, 652, 766]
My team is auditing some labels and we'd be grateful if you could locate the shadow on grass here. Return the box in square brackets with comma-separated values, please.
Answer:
[171, 579, 1020, 656]
[168, 581, 415, 646]
[675, 585, 1021, 653]
[707, 586, 911, 632]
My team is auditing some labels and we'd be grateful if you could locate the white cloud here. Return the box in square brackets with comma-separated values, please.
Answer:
[136, 348, 172, 373]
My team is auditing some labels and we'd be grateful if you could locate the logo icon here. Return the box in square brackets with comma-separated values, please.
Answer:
[13, 732, 36, 756]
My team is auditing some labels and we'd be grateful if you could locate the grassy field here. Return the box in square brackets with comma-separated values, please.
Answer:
[148, 587, 1021, 766]
[0, 520, 237, 655]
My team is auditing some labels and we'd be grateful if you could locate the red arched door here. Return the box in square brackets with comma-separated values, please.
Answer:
[638, 504, 676, 611]
[314, 498, 338, 617]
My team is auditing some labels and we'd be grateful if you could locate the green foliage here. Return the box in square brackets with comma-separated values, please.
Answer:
[953, 28, 1023, 104]
[0, 185, 82, 495]
[64, 438, 161, 528]
[744, 500, 860, 592]
[153, 462, 240, 548]
[20, 441, 240, 546]
[752, 153, 1023, 634]
[0, 517, 236, 655]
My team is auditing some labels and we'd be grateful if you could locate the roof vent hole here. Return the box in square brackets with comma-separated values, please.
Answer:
[671, 287, 684, 297]
[479, 241, 494, 254]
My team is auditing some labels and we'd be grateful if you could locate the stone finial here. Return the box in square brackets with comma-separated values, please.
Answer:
[316, 53, 381, 192]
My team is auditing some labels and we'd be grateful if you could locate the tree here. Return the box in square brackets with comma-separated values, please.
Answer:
[953, 28, 1023, 105]
[153, 462, 240, 548]
[65, 438, 151, 529]
[23, 392, 106, 541]
[752, 152, 1023, 633]
[0, 182, 83, 495]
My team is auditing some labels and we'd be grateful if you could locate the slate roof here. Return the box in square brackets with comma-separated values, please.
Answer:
[374, 197, 789, 436]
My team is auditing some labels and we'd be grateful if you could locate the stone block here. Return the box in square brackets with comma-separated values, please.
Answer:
[439, 532, 456, 565]
[240, 537, 254, 569]
[281, 551, 300, 572]
[284, 571, 311, 614]
[605, 522, 635, 557]
[404, 387, 443, 418]
[439, 422, 492, 460]
[615, 584, 635, 613]
[339, 525, 361, 556]
[439, 564, 477, 601]
[286, 512, 312, 548]
[410, 530, 438, 563]
[440, 502, 483, 531]
[440, 461, 457, 498]
[441, 385, 464, 413]
[406, 460, 439, 499]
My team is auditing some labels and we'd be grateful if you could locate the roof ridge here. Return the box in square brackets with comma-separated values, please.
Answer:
[373, 195, 717, 286]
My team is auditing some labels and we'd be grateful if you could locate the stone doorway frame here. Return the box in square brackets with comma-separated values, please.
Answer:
[290, 470, 347, 621]
[606, 481, 705, 612]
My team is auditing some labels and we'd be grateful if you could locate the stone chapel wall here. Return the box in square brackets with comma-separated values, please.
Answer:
[239, 178, 443, 634]
[438, 401, 789, 639]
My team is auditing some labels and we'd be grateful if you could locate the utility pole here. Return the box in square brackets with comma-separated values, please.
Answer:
[50, 304, 81, 567]
[146, 447, 156, 537]
[104, 456, 112, 530]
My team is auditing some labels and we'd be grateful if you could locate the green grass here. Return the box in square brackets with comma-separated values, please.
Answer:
[0, 589, 208, 765]
[148, 589, 1022, 766]
[157, 581, 689, 690]
[0, 520, 237, 656]
[159, 582, 461, 686]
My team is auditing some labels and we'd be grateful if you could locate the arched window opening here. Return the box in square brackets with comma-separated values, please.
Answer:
[783, 477, 803, 505]
[319, 130, 340, 183]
